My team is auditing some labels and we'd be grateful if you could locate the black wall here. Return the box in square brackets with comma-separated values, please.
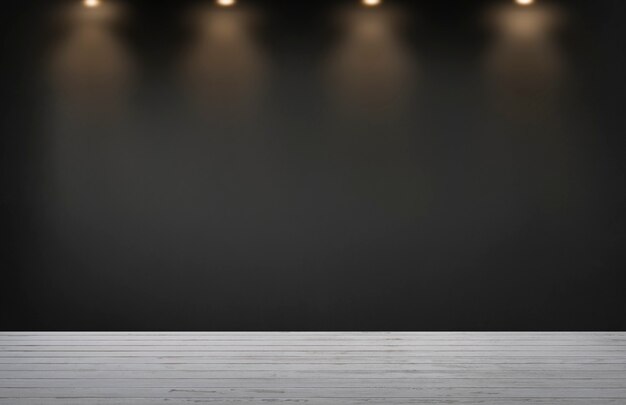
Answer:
[2, 0, 625, 330]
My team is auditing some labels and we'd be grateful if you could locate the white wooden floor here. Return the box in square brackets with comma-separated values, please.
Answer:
[0, 333, 625, 404]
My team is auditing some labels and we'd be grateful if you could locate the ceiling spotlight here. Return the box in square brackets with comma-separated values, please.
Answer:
[84, 0, 100, 7]
[217, 0, 236, 6]
[362, 0, 382, 7]
[515, 0, 535, 6]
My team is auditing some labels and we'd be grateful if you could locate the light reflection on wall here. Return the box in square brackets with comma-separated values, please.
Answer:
[325, 7, 416, 118]
[180, 6, 267, 117]
[480, 4, 583, 225]
[48, 2, 133, 118]
[484, 4, 567, 118]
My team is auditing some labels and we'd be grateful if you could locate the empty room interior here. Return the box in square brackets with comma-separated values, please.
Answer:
[1, 0, 625, 403]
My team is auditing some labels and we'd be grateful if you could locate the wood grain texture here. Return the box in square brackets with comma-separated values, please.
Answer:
[0, 333, 624, 404]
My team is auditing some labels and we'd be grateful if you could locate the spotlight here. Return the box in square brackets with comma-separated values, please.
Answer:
[515, 0, 535, 6]
[83, 0, 100, 7]
[217, 0, 236, 6]
[362, 0, 382, 7]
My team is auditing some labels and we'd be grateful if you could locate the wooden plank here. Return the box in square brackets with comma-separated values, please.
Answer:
[1, 337, 623, 345]
[0, 333, 624, 338]
[2, 362, 626, 371]
[1, 335, 607, 343]
[0, 356, 623, 364]
[1, 332, 623, 335]
[0, 340, 615, 347]
[0, 348, 626, 359]
[0, 333, 626, 343]
[1, 334, 622, 339]
[2, 361, 626, 369]
[1, 387, 626, 398]
[2, 345, 626, 350]
[1, 378, 625, 389]
[1, 370, 625, 379]
[0, 399, 625, 405]
[1, 338, 622, 344]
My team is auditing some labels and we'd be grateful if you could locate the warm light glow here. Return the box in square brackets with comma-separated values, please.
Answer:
[217, 0, 236, 6]
[84, 0, 100, 8]
[362, 0, 382, 7]
[516, 0, 535, 6]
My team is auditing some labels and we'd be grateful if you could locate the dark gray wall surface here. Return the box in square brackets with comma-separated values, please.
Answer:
[1, 0, 625, 330]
